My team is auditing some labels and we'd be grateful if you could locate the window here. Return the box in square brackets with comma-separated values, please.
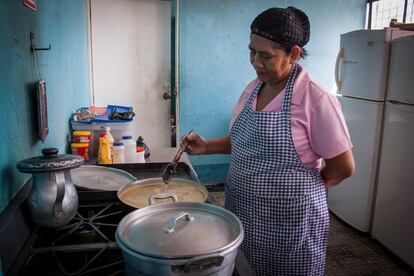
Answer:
[408, 0, 414, 22]
[366, 0, 414, 29]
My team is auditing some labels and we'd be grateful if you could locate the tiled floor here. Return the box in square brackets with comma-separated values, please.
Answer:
[326, 213, 412, 276]
[208, 191, 413, 276]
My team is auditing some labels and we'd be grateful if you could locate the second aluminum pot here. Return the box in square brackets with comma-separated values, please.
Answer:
[116, 202, 244, 276]
[117, 178, 208, 209]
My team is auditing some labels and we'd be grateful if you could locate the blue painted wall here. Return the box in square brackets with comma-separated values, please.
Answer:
[179, 0, 366, 181]
[0, 1, 90, 214]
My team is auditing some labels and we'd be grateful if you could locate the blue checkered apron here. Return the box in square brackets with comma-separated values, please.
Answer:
[226, 64, 329, 276]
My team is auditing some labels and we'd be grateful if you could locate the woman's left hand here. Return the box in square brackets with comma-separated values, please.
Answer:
[321, 149, 355, 188]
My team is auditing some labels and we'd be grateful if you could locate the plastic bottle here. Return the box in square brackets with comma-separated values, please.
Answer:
[104, 126, 114, 156]
[104, 126, 114, 144]
[136, 136, 150, 158]
[136, 146, 146, 163]
[121, 135, 137, 163]
[112, 142, 125, 164]
[98, 134, 112, 164]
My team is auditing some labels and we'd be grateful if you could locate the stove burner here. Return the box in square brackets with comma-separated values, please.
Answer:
[19, 202, 127, 276]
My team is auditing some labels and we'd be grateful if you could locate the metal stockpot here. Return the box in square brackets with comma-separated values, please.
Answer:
[17, 148, 84, 227]
[116, 202, 244, 276]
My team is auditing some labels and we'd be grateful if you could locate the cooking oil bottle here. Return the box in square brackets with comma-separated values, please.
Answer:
[98, 133, 112, 164]
[104, 126, 114, 155]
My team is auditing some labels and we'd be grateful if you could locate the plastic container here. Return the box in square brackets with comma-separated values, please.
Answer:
[98, 134, 112, 164]
[136, 136, 150, 158]
[72, 131, 91, 143]
[136, 146, 145, 163]
[121, 136, 137, 163]
[71, 121, 133, 160]
[112, 142, 125, 164]
[104, 126, 114, 160]
[104, 127, 114, 145]
[71, 143, 90, 161]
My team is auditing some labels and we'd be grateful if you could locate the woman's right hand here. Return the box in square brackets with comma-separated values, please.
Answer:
[182, 132, 207, 155]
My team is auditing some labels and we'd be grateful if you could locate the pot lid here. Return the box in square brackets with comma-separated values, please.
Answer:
[17, 148, 84, 173]
[116, 202, 244, 259]
[71, 165, 137, 191]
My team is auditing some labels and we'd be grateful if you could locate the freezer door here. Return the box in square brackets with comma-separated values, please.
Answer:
[387, 35, 414, 104]
[338, 30, 390, 100]
[328, 96, 384, 232]
[372, 102, 414, 269]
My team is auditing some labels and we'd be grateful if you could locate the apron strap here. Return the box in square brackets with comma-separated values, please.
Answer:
[282, 63, 299, 112]
[248, 82, 262, 106]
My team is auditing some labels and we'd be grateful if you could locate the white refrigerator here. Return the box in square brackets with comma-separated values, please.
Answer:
[328, 29, 413, 232]
[372, 35, 414, 269]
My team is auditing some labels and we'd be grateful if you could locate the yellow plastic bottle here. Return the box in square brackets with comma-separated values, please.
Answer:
[104, 126, 114, 155]
[98, 133, 112, 164]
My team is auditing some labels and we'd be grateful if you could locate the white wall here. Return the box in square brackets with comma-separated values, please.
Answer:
[90, 0, 172, 148]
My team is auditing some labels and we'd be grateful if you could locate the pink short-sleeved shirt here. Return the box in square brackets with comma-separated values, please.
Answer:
[230, 65, 353, 169]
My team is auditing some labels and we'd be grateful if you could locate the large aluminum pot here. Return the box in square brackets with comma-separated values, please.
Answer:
[117, 178, 208, 209]
[116, 202, 244, 276]
[17, 148, 83, 227]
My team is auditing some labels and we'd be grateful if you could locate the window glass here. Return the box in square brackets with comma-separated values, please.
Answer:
[367, 0, 413, 29]
[408, 0, 414, 22]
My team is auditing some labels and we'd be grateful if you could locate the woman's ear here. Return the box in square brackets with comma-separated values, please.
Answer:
[290, 45, 302, 63]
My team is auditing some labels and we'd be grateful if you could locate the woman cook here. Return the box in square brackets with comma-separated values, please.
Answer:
[183, 6, 355, 276]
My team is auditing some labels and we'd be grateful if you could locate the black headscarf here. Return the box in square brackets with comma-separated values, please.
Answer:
[250, 6, 310, 48]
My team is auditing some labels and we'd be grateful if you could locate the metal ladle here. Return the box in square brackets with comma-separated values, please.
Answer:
[161, 129, 194, 188]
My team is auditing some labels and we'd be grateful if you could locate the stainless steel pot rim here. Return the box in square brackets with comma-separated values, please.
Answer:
[116, 202, 244, 259]
[116, 234, 240, 262]
[71, 165, 137, 191]
[117, 177, 207, 193]
[117, 177, 208, 208]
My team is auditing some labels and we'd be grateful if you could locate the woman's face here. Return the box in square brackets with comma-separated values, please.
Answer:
[249, 34, 297, 85]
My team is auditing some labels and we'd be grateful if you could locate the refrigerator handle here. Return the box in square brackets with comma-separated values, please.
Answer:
[335, 47, 344, 92]
[388, 100, 414, 107]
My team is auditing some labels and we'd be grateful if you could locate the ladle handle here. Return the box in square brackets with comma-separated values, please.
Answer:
[161, 129, 194, 184]
[171, 129, 194, 168]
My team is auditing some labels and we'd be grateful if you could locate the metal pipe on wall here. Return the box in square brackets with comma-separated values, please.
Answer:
[88, 0, 95, 106]
[175, 0, 180, 145]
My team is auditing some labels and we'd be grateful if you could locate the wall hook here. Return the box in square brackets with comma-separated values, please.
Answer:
[30, 32, 51, 52]
[32, 44, 51, 51]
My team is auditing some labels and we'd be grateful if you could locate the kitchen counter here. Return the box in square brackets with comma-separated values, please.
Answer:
[87, 147, 196, 175]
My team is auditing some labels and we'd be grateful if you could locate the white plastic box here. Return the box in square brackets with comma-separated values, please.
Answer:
[71, 121, 133, 160]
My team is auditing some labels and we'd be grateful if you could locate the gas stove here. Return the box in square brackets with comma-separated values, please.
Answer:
[17, 201, 125, 276]
[11, 163, 253, 276]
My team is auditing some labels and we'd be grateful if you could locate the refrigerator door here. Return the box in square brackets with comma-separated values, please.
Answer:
[387, 35, 414, 104]
[328, 96, 384, 232]
[336, 29, 413, 101]
[337, 29, 391, 101]
[372, 102, 414, 269]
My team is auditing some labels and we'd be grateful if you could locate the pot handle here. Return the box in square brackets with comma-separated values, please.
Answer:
[149, 192, 178, 206]
[51, 171, 65, 216]
[164, 212, 194, 233]
[171, 254, 225, 273]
